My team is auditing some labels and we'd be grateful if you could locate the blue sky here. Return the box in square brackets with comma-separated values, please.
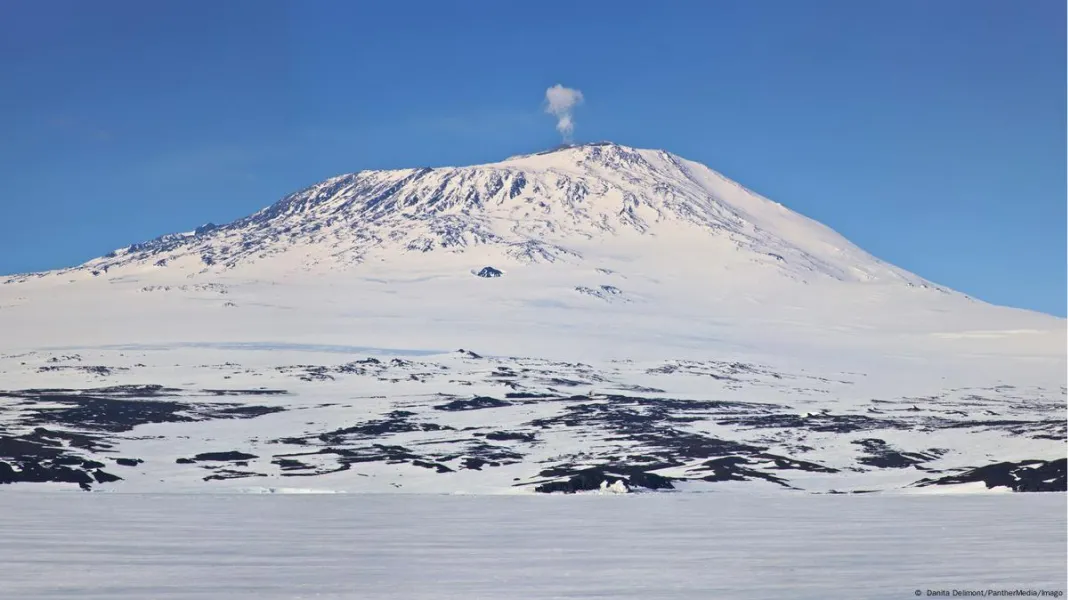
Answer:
[1, 0, 1064, 315]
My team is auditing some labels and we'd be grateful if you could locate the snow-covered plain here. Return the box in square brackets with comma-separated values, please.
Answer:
[1, 492, 1065, 599]
[0, 142, 1064, 495]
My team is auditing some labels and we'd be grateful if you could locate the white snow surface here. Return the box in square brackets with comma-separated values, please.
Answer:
[1, 492, 1065, 599]
[68, 142, 940, 284]
[0, 142, 1063, 495]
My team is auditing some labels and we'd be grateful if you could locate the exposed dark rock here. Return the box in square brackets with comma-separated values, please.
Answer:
[434, 396, 512, 411]
[0, 460, 95, 490]
[521, 394, 841, 489]
[190, 451, 259, 462]
[914, 458, 1066, 492]
[719, 412, 909, 434]
[306, 411, 454, 444]
[412, 459, 454, 473]
[2, 362, 1058, 494]
[203, 469, 264, 482]
[698, 456, 790, 486]
[92, 469, 123, 484]
[611, 385, 667, 394]
[0, 428, 120, 490]
[272, 458, 310, 471]
[505, 391, 556, 399]
[462, 457, 489, 470]
[852, 439, 943, 469]
[1, 386, 288, 434]
[19, 396, 195, 432]
[209, 405, 287, 418]
[533, 466, 675, 494]
[545, 377, 587, 387]
[273, 444, 421, 474]
[279, 365, 335, 381]
[463, 441, 523, 465]
[21, 427, 111, 452]
[37, 365, 123, 376]
[476, 266, 503, 278]
[574, 286, 627, 301]
[200, 389, 289, 397]
[756, 453, 840, 473]
[936, 418, 1066, 440]
[483, 431, 537, 443]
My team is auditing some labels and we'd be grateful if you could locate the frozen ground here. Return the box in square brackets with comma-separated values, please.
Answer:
[0, 492, 1064, 599]
[0, 344, 1063, 494]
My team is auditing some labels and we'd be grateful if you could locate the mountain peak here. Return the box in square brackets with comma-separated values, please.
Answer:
[507, 140, 638, 155]
[499, 141, 663, 166]
[19, 143, 933, 290]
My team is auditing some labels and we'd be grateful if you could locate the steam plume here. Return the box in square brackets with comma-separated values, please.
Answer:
[544, 84, 584, 143]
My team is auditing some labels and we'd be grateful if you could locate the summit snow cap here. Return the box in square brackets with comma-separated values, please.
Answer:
[544, 84, 584, 143]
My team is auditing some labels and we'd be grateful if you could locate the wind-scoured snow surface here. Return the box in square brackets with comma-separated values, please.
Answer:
[0, 142, 1064, 495]
[1, 493, 1065, 599]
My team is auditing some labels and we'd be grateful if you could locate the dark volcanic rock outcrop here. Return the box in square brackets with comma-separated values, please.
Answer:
[914, 458, 1066, 492]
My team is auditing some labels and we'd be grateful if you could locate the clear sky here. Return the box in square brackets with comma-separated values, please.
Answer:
[2, 0, 1064, 316]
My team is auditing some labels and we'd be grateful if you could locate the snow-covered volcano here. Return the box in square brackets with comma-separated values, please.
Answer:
[68, 142, 925, 284]
[0, 142, 1063, 495]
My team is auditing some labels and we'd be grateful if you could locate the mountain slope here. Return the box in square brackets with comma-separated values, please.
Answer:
[46, 142, 934, 288]
[2, 141, 1060, 362]
[0, 142, 1062, 495]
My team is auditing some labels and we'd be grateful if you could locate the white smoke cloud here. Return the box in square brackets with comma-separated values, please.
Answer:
[544, 84, 584, 143]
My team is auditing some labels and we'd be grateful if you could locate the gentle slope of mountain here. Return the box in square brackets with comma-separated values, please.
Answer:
[0, 142, 1062, 495]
